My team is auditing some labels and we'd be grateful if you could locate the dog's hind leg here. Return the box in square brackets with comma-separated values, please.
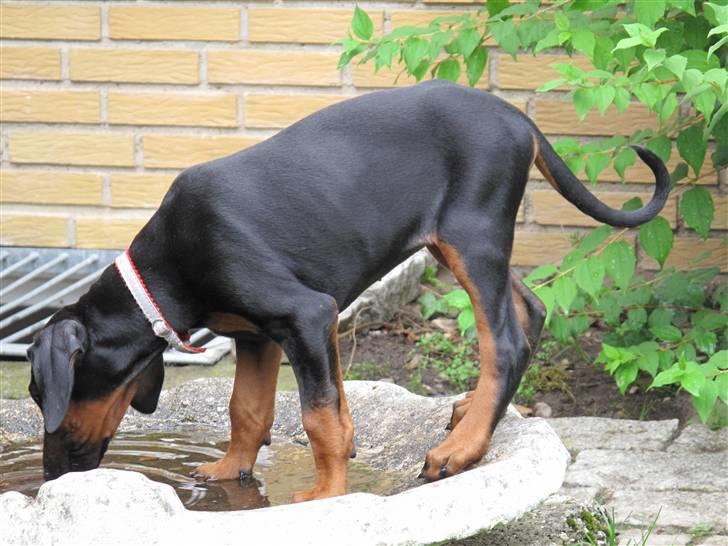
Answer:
[274, 292, 354, 502]
[193, 334, 281, 481]
[446, 273, 546, 431]
[422, 234, 530, 481]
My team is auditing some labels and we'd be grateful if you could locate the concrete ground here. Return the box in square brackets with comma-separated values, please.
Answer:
[458, 417, 727, 546]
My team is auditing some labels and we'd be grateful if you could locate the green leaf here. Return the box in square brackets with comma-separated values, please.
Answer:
[524, 263, 558, 284]
[613, 87, 631, 112]
[352, 6, 374, 41]
[643, 48, 666, 71]
[444, 289, 471, 310]
[680, 362, 706, 396]
[646, 135, 672, 163]
[594, 86, 616, 115]
[466, 46, 488, 87]
[553, 276, 577, 313]
[535, 29, 561, 52]
[573, 87, 594, 120]
[680, 187, 714, 239]
[457, 28, 481, 58]
[537, 78, 568, 93]
[671, 162, 688, 183]
[576, 225, 612, 254]
[489, 19, 520, 57]
[585, 152, 610, 183]
[418, 291, 449, 319]
[634, 0, 666, 28]
[649, 307, 675, 328]
[637, 346, 659, 377]
[693, 90, 717, 124]
[486, 0, 510, 18]
[533, 285, 555, 322]
[693, 380, 719, 423]
[677, 123, 707, 177]
[639, 216, 673, 268]
[602, 241, 636, 290]
[572, 28, 596, 58]
[650, 324, 683, 342]
[614, 147, 637, 181]
[651, 364, 684, 389]
[574, 255, 605, 301]
[615, 361, 639, 395]
[659, 92, 678, 124]
[554, 11, 570, 32]
[613, 36, 644, 51]
[663, 54, 687, 79]
[403, 37, 429, 74]
[437, 59, 461, 82]
[457, 307, 476, 336]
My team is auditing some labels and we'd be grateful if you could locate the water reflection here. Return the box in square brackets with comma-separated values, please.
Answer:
[0, 431, 401, 511]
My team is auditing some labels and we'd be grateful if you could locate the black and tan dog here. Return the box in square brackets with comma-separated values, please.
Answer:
[27, 81, 669, 502]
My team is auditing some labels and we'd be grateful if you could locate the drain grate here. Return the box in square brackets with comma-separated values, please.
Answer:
[0, 248, 232, 365]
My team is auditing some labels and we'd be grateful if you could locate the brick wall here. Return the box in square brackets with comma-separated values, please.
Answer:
[0, 1, 725, 270]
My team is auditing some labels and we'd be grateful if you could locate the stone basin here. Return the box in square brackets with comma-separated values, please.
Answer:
[0, 380, 569, 545]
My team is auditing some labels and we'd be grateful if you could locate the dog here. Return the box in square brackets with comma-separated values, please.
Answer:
[27, 80, 669, 502]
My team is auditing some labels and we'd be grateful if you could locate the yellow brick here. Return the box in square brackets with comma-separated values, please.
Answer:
[0, 5, 100, 40]
[108, 92, 237, 128]
[642, 238, 728, 272]
[498, 54, 593, 90]
[0, 47, 60, 80]
[711, 194, 728, 230]
[390, 10, 474, 28]
[9, 132, 135, 167]
[0, 90, 99, 124]
[71, 49, 199, 85]
[534, 100, 659, 136]
[512, 231, 576, 266]
[245, 95, 347, 129]
[0, 214, 68, 247]
[249, 8, 382, 44]
[143, 135, 260, 169]
[109, 6, 240, 41]
[111, 174, 174, 208]
[513, 230, 636, 266]
[208, 51, 340, 86]
[76, 217, 150, 250]
[531, 189, 677, 227]
[0, 170, 103, 205]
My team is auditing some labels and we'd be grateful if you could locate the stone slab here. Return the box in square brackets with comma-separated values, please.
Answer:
[564, 450, 728, 493]
[607, 490, 728, 533]
[667, 424, 728, 453]
[546, 417, 679, 453]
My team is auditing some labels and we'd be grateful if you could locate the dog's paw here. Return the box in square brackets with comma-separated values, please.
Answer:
[192, 458, 249, 481]
[418, 435, 486, 482]
[446, 391, 474, 431]
[292, 484, 345, 503]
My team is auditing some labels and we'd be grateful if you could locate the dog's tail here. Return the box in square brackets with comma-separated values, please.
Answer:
[533, 131, 670, 228]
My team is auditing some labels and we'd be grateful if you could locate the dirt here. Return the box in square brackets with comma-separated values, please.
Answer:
[337, 307, 696, 425]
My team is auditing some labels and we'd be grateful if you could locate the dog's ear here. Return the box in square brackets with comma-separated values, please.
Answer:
[27, 319, 87, 433]
[131, 353, 164, 414]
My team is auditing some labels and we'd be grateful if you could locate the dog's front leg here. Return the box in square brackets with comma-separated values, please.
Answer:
[193, 335, 281, 481]
[281, 294, 355, 502]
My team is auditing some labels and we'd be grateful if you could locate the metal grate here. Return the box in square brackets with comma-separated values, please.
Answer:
[0, 248, 232, 365]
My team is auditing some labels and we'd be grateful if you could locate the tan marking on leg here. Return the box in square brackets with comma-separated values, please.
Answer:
[511, 276, 531, 336]
[194, 338, 281, 481]
[205, 312, 259, 335]
[533, 134, 563, 195]
[294, 317, 354, 502]
[63, 383, 137, 445]
[422, 241, 498, 480]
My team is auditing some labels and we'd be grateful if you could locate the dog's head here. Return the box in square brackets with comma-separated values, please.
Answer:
[27, 315, 165, 481]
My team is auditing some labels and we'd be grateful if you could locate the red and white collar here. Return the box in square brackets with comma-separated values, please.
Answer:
[114, 250, 204, 354]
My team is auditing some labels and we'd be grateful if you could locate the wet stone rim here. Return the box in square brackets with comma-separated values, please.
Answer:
[1, 380, 569, 545]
